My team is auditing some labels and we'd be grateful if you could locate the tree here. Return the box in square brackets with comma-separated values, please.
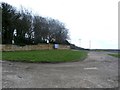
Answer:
[33, 16, 49, 44]
[2, 2, 70, 45]
[2, 2, 16, 44]
[47, 18, 69, 44]
[0, 7, 2, 44]
[14, 8, 33, 45]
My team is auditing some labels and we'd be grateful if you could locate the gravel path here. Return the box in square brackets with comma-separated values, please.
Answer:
[2, 51, 118, 88]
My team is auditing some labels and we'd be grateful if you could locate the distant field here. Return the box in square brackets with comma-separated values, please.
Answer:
[109, 53, 120, 58]
[2, 50, 88, 63]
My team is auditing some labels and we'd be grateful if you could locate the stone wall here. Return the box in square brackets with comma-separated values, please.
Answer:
[1, 44, 70, 51]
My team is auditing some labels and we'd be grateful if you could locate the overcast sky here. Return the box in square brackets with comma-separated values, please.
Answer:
[2, 0, 119, 49]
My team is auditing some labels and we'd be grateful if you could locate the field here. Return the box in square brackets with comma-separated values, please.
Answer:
[2, 50, 88, 63]
[109, 53, 120, 58]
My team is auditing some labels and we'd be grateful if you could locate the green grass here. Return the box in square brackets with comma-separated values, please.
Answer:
[2, 50, 88, 63]
[0, 52, 2, 59]
[109, 53, 120, 58]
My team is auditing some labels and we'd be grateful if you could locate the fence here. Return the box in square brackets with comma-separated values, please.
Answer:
[1, 44, 70, 51]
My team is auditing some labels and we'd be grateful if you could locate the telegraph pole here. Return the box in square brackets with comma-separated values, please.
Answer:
[89, 40, 91, 49]
[79, 39, 81, 47]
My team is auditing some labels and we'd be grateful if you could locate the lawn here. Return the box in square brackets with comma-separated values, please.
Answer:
[2, 50, 88, 63]
[109, 53, 120, 58]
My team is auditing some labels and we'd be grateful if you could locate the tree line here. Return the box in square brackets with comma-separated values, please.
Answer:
[1, 2, 70, 46]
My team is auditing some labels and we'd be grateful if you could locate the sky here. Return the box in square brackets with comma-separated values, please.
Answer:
[1, 0, 119, 49]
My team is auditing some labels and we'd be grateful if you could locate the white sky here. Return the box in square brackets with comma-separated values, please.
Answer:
[2, 0, 119, 49]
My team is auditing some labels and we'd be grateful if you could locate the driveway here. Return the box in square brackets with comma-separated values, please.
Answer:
[2, 51, 118, 88]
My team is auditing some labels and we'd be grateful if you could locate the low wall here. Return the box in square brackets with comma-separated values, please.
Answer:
[1, 44, 70, 51]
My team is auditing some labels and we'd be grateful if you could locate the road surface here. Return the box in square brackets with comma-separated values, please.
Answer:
[2, 51, 118, 88]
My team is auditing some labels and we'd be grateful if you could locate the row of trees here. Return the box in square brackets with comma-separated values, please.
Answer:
[1, 2, 70, 45]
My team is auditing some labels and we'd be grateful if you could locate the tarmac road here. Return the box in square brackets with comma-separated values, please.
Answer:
[2, 51, 118, 88]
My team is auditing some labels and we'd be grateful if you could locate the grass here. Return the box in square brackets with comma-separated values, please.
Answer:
[0, 52, 1, 59]
[2, 50, 88, 63]
[109, 53, 120, 58]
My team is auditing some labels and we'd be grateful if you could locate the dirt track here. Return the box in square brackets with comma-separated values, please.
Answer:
[2, 51, 118, 88]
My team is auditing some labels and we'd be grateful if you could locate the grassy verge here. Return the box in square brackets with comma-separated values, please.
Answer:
[108, 53, 120, 58]
[2, 50, 88, 63]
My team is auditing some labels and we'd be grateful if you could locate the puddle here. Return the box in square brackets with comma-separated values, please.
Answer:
[84, 67, 98, 70]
